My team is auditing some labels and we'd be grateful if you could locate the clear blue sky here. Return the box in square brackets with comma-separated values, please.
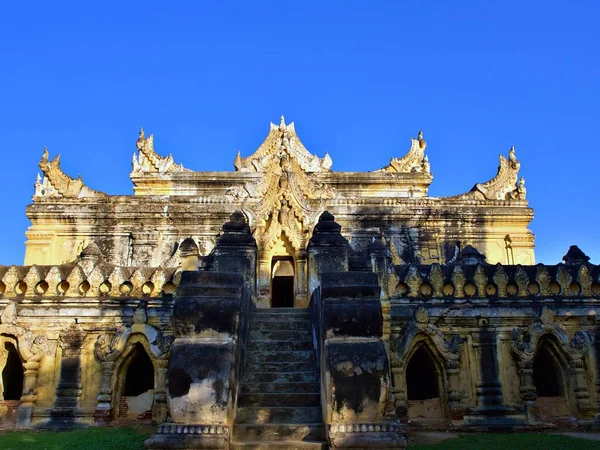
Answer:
[1, 1, 598, 265]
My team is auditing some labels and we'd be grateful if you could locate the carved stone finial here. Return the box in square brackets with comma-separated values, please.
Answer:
[234, 151, 242, 171]
[309, 211, 348, 247]
[280, 115, 286, 128]
[562, 245, 590, 266]
[456, 245, 486, 265]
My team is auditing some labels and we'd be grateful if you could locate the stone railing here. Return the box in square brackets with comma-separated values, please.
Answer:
[386, 261, 599, 300]
[0, 263, 180, 299]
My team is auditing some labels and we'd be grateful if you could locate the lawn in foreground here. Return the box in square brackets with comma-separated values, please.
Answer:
[0, 426, 152, 450]
[410, 432, 600, 449]
[0, 428, 598, 449]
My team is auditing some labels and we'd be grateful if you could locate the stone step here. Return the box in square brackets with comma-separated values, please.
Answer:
[245, 361, 317, 373]
[233, 423, 325, 441]
[243, 371, 319, 383]
[247, 340, 313, 352]
[247, 351, 315, 364]
[241, 382, 320, 394]
[250, 330, 312, 340]
[230, 441, 327, 450]
[253, 311, 311, 318]
[238, 393, 321, 407]
[253, 307, 309, 314]
[252, 321, 311, 331]
[236, 406, 322, 424]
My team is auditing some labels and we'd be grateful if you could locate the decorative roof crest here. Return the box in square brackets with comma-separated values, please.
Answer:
[459, 146, 524, 201]
[233, 116, 332, 173]
[132, 128, 189, 174]
[34, 148, 106, 200]
[376, 130, 430, 174]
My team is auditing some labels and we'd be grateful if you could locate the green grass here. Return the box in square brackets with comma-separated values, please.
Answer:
[410, 432, 600, 449]
[0, 428, 598, 450]
[0, 427, 153, 450]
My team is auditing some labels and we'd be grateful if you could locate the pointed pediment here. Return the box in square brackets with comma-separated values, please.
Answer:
[234, 116, 332, 173]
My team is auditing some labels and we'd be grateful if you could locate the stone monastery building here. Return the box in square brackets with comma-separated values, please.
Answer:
[0, 117, 599, 448]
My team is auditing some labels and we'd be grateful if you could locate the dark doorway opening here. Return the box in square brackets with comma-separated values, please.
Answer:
[271, 257, 294, 308]
[407, 346, 439, 400]
[533, 346, 562, 397]
[124, 343, 154, 397]
[2, 342, 24, 401]
[272, 276, 294, 307]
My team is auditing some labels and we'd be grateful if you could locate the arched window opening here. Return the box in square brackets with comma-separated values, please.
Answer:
[533, 346, 562, 397]
[406, 346, 444, 420]
[2, 342, 24, 401]
[124, 344, 154, 397]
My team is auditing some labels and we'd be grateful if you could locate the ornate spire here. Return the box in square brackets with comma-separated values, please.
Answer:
[34, 148, 106, 200]
[233, 117, 332, 172]
[131, 127, 189, 174]
[376, 130, 430, 174]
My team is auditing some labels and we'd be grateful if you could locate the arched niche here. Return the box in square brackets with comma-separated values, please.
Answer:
[112, 335, 156, 421]
[1, 340, 23, 402]
[401, 336, 449, 422]
[532, 337, 572, 420]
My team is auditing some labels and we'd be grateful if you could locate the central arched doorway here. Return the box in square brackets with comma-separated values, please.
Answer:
[532, 342, 570, 420]
[271, 256, 294, 307]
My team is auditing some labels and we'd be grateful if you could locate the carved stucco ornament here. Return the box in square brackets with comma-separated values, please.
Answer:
[234, 117, 336, 252]
[376, 130, 429, 174]
[405, 266, 423, 298]
[578, 265, 593, 296]
[510, 306, 590, 364]
[131, 128, 189, 174]
[393, 306, 464, 367]
[556, 266, 572, 296]
[514, 266, 530, 297]
[34, 148, 106, 199]
[234, 116, 332, 173]
[452, 266, 465, 298]
[493, 264, 508, 297]
[456, 146, 522, 201]
[0, 301, 49, 363]
[428, 264, 445, 298]
[535, 264, 551, 296]
[473, 264, 488, 297]
[94, 321, 173, 362]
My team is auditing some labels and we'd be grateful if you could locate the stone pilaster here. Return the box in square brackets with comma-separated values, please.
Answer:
[48, 322, 85, 429]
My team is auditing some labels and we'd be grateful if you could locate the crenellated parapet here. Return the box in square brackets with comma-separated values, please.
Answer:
[34, 148, 106, 200]
[384, 245, 598, 300]
[0, 261, 180, 300]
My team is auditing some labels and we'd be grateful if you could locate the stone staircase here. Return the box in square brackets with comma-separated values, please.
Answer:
[232, 308, 327, 449]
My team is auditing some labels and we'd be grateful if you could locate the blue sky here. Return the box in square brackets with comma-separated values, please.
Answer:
[1, 1, 598, 265]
